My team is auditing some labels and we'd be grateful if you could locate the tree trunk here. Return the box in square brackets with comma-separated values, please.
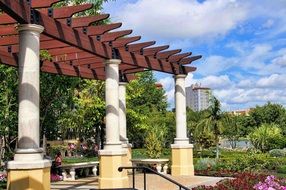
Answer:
[216, 143, 219, 159]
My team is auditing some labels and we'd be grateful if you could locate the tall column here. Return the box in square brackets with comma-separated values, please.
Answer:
[99, 59, 128, 189]
[119, 82, 132, 168]
[171, 74, 194, 176]
[7, 24, 51, 190]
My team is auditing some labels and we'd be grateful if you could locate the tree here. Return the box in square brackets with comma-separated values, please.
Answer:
[198, 97, 224, 159]
[222, 115, 242, 149]
[249, 102, 286, 134]
[57, 80, 105, 140]
[0, 65, 18, 163]
[187, 108, 215, 150]
[126, 71, 168, 148]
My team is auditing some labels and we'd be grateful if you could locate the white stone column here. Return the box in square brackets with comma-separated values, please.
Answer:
[99, 59, 128, 188]
[7, 24, 51, 190]
[119, 82, 128, 144]
[119, 82, 132, 169]
[171, 74, 194, 176]
[12, 24, 45, 161]
[174, 74, 189, 144]
[103, 59, 122, 150]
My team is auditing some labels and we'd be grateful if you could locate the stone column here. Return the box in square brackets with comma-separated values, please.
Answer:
[99, 59, 128, 189]
[171, 74, 194, 176]
[7, 24, 51, 190]
[119, 82, 132, 168]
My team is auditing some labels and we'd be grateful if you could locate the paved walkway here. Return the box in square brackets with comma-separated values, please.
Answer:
[51, 174, 224, 190]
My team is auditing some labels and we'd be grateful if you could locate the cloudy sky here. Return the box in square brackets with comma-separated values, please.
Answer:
[103, 0, 286, 111]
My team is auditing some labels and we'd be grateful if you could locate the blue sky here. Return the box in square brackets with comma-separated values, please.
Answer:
[103, 0, 286, 111]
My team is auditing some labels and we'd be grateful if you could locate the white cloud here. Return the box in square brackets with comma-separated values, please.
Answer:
[272, 54, 286, 66]
[257, 74, 286, 88]
[200, 75, 232, 89]
[104, 0, 249, 40]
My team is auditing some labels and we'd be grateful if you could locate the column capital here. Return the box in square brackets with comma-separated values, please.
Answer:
[174, 74, 187, 79]
[105, 59, 121, 65]
[18, 24, 44, 34]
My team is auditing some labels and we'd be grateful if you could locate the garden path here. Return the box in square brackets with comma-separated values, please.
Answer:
[51, 174, 225, 190]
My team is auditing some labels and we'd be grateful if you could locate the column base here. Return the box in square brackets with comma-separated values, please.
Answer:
[98, 149, 129, 189]
[171, 144, 194, 176]
[7, 160, 51, 190]
[122, 143, 132, 167]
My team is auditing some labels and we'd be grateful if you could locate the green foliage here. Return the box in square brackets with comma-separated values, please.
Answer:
[132, 148, 171, 159]
[195, 97, 224, 158]
[126, 71, 168, 148]
[144, 125, 166, 158]
[249, 102, 286, 134]
[248, 123, 284, 152]
[187, 109, 215, 150]
[57, 80, 105, 140]
[222, 115, 243, 149]
[0, 65, 18, 160]
[269, 149, 286, 157]
[195, 158, 216, 170]
[49, 145, 67, 158]
[40, 73, 81, 140]
[277, 165, 286, 174]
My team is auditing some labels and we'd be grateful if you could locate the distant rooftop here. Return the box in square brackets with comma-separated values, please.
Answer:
[188, 83, 210, 90]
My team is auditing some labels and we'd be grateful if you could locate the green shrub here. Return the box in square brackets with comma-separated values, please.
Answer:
[248, 124, 284, 152]
[277, 165, 286, 174]
[144, 125, 166, 158]
[49, 145, 67, 158]
[195, 158, 216, 170]
[269, 149, 286, 157]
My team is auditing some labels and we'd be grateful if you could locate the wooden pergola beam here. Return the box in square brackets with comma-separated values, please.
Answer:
[143, 45, 169, 56]
[0, 0, 202, 78]
[180, 55, 202, 65]
[39, 4, 93, 19]
[112, 36, 141, 48]
[58, 15, 110, 28]
[127, 41, 156, 52]
[169, 52, 192, 63]
[156, 49, 181, 59]
[99, 30, 133, 42]
[0, 0, 30, 24]
[85, 23, 122, 36]
[31, 0, 63, 9]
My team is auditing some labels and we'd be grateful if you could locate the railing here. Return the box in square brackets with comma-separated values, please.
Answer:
[118, 166, 190, 190]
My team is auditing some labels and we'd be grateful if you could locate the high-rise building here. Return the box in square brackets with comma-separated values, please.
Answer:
[186, 83, 211, 111]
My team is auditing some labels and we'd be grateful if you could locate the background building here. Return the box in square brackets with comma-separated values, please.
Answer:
[186, 83, 211, 111]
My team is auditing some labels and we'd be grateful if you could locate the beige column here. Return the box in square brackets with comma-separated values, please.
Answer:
[171, 74, 194, 176]
[119, 82, 132, 168]
[7, 24, 51, 190]
[99, 59, 128, 189]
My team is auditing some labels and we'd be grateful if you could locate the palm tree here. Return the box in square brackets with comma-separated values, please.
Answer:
[199, 96, 223, 159]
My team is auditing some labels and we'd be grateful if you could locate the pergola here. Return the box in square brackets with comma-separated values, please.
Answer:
[0, 1, 201, 190]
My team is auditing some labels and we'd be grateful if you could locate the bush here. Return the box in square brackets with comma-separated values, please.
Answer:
[195, 158, 216, 171]
[49, 145, 67, 158]
[248, 124, 284, 152]
[192, 172, 267, 190]
[144, 125, 166, 158]
[269, 149, 286, 157]
[277, 165, 286, 174]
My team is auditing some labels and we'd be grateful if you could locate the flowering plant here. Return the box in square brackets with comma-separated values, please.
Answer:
[68, 143, 76, 150]
[0, 173, 7, 182]
[254, 175, 286, 190]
